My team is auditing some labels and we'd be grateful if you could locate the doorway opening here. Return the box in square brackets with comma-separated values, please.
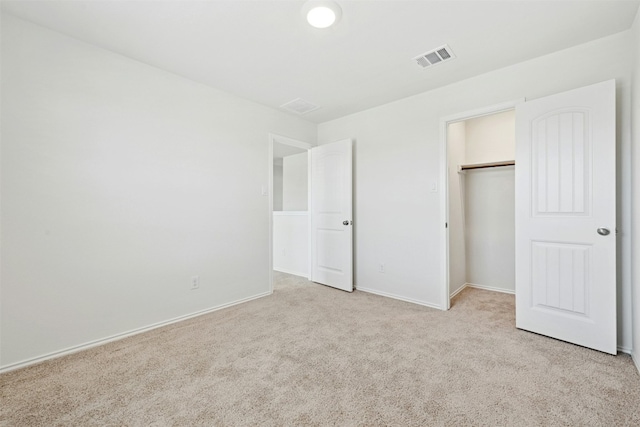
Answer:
[440, 100, 522, 310]
[447, 110, 516, 307]
[268, 134, 312, 294]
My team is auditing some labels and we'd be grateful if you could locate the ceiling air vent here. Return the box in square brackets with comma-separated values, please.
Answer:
[413, 44, 455, 69]
[280, 98, 320, 115]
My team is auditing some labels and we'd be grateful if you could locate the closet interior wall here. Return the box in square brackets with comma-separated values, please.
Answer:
[448, 110, 516, 299]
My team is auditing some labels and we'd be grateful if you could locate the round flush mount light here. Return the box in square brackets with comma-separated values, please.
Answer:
[302, 1, 342, 29]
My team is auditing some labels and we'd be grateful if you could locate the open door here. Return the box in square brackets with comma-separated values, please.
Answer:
[310, 139, 353, 292]
[515, 80, 616, 354]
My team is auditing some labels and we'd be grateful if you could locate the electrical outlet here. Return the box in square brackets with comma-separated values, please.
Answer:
[379, 263, 385, 273]
[191, 276, 200, 290]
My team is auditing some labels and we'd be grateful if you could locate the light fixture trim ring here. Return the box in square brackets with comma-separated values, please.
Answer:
[302, 1, 342, 29]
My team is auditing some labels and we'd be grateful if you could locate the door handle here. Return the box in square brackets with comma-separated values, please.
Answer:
[343, 220, 351, 226]
[597, 228, 610, 236]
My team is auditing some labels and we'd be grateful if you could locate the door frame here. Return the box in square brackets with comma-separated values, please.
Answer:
[268, 133, 313, 294]
[438, 99, 525, 310]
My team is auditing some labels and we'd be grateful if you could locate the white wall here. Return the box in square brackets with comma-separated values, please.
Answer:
[631, 8, 640, 372]
[0, 15, 316, 369]
[465, 110, 515, 164]
[273, 162, 283, 211]
[447, 121, 466, 296]
[272, 212, 308, 276]
[465, 167, 515, 292]
[282, 152, 308, 211]
[318, 30, 634, 349]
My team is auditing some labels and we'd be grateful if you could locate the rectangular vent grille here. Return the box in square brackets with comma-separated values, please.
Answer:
[413, 44, 455, 69]
[280, 98, 320, 115]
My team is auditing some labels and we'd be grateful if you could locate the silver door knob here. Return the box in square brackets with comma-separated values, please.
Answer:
[343, 220, 350, 226]
[597, 228, 610, 236]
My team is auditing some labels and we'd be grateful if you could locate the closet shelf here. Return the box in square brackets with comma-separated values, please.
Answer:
[458, 160, 515, 172]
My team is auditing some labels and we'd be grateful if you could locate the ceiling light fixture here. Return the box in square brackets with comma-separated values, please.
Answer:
[302, 1, 342, 29]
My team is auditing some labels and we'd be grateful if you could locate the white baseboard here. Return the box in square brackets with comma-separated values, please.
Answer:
[449, 282, 515, 299]
[449, 284, 468, 299]
[273, 268, 308, 278]
[633, 351, 640, 375]
[617, 345, 632, 355]
[466, 282, 515, 295]
[356, 286, 442, 310]
[0, 291, 271, 374]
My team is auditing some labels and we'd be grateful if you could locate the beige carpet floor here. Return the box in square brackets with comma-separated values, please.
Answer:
[1, 272, 639, 426]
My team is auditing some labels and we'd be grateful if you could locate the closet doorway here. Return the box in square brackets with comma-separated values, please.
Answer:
[440, 101, 520, 309]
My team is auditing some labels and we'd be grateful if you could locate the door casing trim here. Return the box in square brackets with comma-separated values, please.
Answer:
[438, 99, 525, 310]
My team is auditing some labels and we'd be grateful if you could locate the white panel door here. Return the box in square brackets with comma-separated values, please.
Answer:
[515, 80, 616, 354]
[311, 139, 353, 292]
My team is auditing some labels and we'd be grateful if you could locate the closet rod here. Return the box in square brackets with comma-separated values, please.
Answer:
[458, 160, 515, 171]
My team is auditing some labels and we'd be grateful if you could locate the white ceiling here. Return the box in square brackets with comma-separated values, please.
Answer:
[3, 0, 639, 123]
